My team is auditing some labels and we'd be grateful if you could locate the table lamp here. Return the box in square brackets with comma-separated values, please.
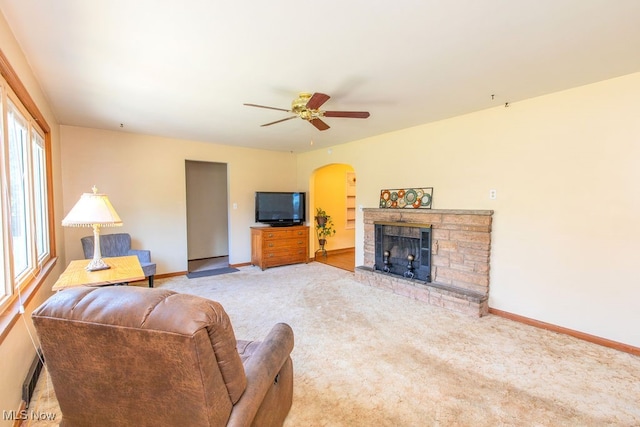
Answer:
[62, 186, 123, 271]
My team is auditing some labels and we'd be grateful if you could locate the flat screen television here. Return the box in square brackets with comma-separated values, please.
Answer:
[255, 191, 306, 226]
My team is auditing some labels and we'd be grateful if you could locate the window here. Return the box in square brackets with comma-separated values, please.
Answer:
[7, 99, 31, 279]
[0, 56, 53, 309]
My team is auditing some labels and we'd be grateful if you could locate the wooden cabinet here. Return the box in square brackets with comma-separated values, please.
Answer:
[251, 226, 309, 270]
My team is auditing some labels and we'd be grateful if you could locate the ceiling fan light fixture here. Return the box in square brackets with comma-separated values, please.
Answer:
[244, 91, 370, 131]
[291, 93, 312, 113]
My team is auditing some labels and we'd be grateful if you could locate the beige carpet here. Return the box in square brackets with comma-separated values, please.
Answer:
[26, 262, 640, 426]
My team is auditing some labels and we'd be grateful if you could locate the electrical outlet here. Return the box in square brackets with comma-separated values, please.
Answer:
[489, 189, 497, 200]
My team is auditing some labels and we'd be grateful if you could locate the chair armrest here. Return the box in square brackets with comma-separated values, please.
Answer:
[227, 323, 294, 427]
[127, 249, 151, 263]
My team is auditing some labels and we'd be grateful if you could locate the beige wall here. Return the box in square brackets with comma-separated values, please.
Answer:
[60, 126, 299, 272]
[0, 13, 65, 424]
[297, 72, 640, 348]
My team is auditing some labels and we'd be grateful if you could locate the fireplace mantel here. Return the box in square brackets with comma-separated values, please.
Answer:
[356, 208, 494, 317]
[364, 208, 494, 217]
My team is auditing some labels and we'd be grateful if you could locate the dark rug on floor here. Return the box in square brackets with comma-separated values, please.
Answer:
[186, 267, 239, 279]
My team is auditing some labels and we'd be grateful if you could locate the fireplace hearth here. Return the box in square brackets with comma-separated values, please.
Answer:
[356, 209, 493, 317]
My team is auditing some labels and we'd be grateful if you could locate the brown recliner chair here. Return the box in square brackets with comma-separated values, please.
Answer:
[32, 286, 294, 426]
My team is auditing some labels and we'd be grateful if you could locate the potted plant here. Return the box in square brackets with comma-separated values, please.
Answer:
[315, 208, 336, 255]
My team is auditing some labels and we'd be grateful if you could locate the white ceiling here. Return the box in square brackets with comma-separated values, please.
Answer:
[1, 1, 639, 152]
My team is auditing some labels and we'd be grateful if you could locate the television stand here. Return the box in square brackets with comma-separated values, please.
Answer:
[250, 225, 309, 270]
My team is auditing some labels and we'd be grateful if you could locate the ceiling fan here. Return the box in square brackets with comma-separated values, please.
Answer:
[244, 92, 370, 131]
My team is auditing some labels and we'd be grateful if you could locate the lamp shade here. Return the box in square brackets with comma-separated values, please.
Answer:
[62, 187, 123, 227]
[62, 187, 123, 271]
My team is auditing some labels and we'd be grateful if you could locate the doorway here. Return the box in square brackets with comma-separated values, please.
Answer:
[311, 163, 356, 271]
[185, 160, 229, 272]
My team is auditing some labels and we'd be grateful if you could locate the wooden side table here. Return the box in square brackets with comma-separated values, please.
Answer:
[53, 255, 145, 291]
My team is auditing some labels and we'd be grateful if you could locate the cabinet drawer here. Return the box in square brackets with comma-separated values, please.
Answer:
[263, 249, 308, 267]
[262, 228, 307, 240]
[263, 237, 307, 250]
[263, 245, 307, 257]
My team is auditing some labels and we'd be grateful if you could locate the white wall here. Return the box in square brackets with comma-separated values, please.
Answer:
[60, 126, 299, 272]
[297, 72, 640, 348]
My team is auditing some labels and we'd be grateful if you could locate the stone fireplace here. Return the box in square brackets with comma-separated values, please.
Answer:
[355, 208, 493, 317]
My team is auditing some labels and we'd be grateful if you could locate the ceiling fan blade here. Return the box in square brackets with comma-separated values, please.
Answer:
[244, 103, 291, 113]
[310, 118, 330, 131]
[323, 111, 370, 118]
[306, 93, 331, 110]
[260, 116, 298, 127]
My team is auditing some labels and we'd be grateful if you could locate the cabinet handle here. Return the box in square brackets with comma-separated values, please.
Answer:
[268, 243, 274, 247]
[268, 233, 274, 238]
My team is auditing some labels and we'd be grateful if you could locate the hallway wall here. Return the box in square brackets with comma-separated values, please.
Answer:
[186, 160, 228, 260]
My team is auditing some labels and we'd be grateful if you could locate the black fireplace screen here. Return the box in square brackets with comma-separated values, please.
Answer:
[374, 223, 432, 282]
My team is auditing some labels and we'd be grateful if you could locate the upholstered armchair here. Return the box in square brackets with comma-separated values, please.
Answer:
[32, 286, 295, 427]
[81, 233, 156, 287]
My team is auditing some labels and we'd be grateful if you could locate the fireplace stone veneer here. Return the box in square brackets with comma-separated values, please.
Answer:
[356, 209, 493, 317]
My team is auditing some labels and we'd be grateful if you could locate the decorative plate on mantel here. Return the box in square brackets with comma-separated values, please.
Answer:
[380, 187, 433, 209]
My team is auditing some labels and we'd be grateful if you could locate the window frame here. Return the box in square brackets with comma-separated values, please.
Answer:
[32, 129, 50, 264]
[0, 49, 56, 343]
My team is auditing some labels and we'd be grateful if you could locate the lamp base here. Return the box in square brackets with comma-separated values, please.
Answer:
[86, 258, 111, 272]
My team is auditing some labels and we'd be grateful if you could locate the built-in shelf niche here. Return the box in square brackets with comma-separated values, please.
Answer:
[346, 172, 356, 229]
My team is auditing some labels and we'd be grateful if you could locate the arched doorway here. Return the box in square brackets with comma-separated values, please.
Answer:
[310, 163, 356, 271]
